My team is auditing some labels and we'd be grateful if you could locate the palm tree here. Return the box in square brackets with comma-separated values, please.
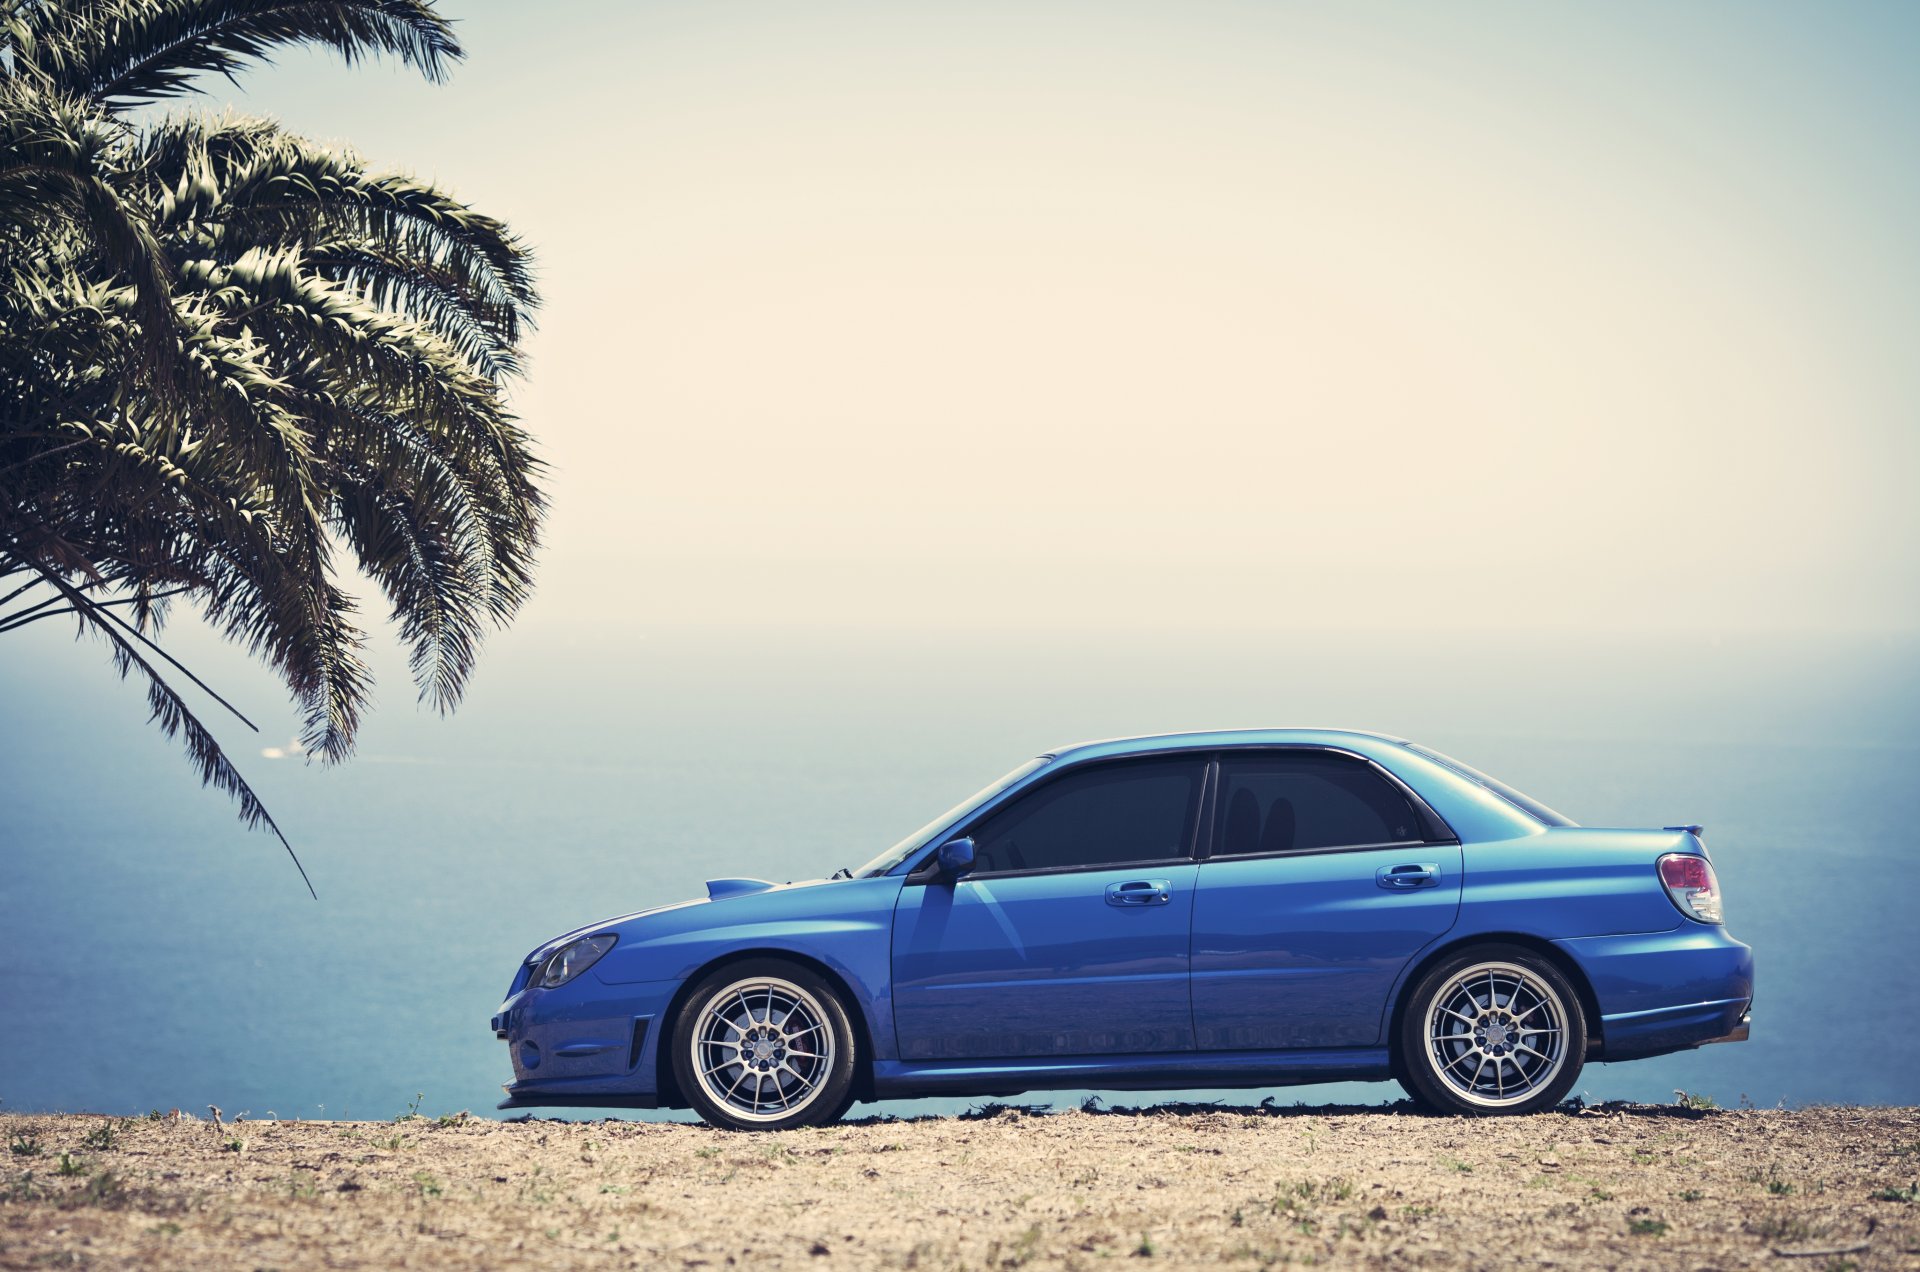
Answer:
[0, 1, 544, 894]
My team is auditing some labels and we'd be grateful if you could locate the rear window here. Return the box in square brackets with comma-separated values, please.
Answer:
[1404, 744, 1578, 828]
[1214, 753, 1425, 855]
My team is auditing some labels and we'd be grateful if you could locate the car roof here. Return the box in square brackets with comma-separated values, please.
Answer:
[1044, 728, 1411, 765]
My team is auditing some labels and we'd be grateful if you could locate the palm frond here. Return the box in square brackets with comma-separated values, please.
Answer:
[15, 556, 315, 897]
[0, 0, 542, 890]
[21, 0, 460, 106]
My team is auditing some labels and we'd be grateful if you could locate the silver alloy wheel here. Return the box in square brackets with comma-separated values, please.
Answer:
[689, 975, 837, 1123]
[1423, 960, 1569, 1108]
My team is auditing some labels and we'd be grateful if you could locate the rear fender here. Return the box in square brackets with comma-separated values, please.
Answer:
[1460, 828, 1696, 939]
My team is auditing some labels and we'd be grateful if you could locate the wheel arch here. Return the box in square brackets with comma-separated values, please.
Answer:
[1387, 932, 1605, 1066]
[654, 947, 878, 1109]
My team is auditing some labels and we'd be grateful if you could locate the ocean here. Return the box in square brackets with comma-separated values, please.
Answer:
[2, 621, 1914, 1120]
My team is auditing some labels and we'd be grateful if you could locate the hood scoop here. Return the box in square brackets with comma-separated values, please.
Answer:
[706, 877, 778, 901]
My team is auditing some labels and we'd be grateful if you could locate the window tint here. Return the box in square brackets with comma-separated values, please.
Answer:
[1214, 753, 1423, 856]
[968, 759, 1203, 873]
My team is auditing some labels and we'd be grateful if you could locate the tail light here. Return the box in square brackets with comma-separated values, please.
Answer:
[1657, 853, 1723, 924]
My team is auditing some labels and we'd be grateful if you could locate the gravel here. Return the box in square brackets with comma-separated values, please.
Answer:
[2, 1103, 1916, 1269]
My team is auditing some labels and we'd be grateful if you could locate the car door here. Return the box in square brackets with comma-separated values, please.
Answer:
[1191, 750, 1463, 1049]
[891, 756, 1205, 1061]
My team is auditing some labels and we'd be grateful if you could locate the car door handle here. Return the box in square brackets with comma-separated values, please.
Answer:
[1376, 863, 1440, 890]
[1106, 879, 1172, 907]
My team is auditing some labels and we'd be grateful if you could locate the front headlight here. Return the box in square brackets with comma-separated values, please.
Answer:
[538, 934, 617, 988]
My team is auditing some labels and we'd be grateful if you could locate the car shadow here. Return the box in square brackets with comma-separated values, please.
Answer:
[839, 1095, 1724, 1125]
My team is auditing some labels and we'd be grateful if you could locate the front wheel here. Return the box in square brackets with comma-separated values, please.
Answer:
[1396, 945, 1588, 1115]
[670, 959, 859, 1131]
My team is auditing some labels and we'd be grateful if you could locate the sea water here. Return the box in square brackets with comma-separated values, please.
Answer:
[2, 622, 1913, 1120]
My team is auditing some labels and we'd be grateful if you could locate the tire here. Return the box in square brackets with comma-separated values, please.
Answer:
[1396, 944, 1587, 1116]
[670, 958, 859, 1131]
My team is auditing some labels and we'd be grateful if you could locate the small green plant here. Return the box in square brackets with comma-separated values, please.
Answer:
[1589, 1186, 1614, 1202]
[81, 1122, 122, 1151]
[1672, 1089, 1717, 1111]
[1677, 1189, 1705, 1202]
[1749, 1215, 1814, 1243]
[396, 1092, 425, 1122]
[1628, 1218, 1668, 1237]
[1400, 1204, 1435, 1219]
[413, 1171, 443, 1197]
[1870, 1181, 1917, 1203]
[1133, 1233, 1155, 1257]
[1630, 1150, 1655, 1165]
[995, 1223, 1042, 1267]
[1767, 1178, 1795, 1196]
[8, 1131, 42, 1157]
[1823, 1260, 1859, 1272]
[78, 1170, 123, 1205]
[151, 1221, 182, 1237]
[378, 1133, 407, 1151]
[1436, 1157, 1473, 1174]
[223, 1137, 246, 1154]
[56, 1153, 90, 1177]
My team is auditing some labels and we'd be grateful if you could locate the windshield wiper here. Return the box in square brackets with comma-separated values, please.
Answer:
[829, 867, 852, 880]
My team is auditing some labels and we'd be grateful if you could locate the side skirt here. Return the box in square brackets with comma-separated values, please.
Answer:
[872, 1048, 1392, 1100]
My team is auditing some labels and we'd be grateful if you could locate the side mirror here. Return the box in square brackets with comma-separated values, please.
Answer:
[935, 836, 975, 880]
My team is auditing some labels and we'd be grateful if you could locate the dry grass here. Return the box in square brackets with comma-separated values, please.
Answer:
[2, 1103, 1916, 1269]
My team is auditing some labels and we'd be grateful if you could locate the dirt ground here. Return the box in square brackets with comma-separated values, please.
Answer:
[2, 1102, 1915, 1270]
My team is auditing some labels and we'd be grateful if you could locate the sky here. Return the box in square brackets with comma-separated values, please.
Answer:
[195, 0, 1919, 640]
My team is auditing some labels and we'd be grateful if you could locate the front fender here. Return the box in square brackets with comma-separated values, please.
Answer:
[588, 876, 903, 1060]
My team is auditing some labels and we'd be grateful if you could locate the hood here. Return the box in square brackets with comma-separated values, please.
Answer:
[522, 877, 833, 963]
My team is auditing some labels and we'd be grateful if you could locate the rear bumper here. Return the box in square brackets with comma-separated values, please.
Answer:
[1700, 1006, 1751, 1046]
[1555, 925, 1753, 1060]
[1595, 994, 1752, 1058]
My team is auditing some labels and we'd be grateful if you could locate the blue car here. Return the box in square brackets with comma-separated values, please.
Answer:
[493, 730, 1752, 1129]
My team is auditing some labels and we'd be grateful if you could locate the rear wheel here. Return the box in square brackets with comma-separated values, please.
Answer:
[1396, 945, 1587, 1115]
[670, 959, 858, 1131]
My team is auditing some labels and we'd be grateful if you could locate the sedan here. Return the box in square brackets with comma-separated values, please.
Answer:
[492, 730, 1752, 1130]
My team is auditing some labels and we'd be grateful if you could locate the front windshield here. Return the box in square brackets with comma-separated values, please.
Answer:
[854, 757, 1050, 877]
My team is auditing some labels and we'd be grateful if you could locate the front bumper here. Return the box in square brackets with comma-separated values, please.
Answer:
[499, 1088, 660, 1111]
[491, 973, 682, 1109]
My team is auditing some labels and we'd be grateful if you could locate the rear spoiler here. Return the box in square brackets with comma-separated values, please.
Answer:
[1664, 825, 1708, 860]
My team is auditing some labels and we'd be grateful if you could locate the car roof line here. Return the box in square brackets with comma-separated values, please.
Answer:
[1041, 727, 1411, 759]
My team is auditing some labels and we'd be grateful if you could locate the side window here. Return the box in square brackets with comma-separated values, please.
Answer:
[968, 759, 1203, 874]
[1214, 753, 1423, 856]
